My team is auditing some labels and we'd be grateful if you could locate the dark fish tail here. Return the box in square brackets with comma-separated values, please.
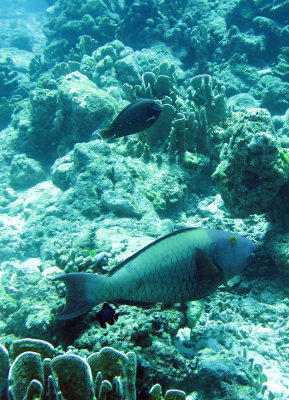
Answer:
[99, 127, 114, 141]
[53, 273, 104, 320]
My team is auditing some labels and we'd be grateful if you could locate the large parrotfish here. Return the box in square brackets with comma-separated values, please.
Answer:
[53, 227, 255, 320]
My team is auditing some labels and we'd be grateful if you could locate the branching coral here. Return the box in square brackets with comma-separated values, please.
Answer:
[123, 61, 227, 162]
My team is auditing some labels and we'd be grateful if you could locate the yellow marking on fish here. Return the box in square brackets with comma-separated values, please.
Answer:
[230, 235, 237, 244]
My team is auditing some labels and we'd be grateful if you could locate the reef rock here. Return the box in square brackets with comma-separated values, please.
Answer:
[9, 154, 46, 189]
[212, 108, 289, 217]
[58, 71, 121, 144]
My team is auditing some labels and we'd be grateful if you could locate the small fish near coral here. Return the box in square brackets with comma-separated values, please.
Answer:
[94, 303, 119, 329]
[53, 227, 255, 320]
[99, 98, 163, 140]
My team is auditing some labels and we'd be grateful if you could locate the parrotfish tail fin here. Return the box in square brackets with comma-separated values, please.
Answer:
[91, 129, 104, 143]
[53, 273, 101, 320]
[99, 127, 115, 141]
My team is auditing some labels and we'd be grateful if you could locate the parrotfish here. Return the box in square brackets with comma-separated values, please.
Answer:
[53, 227, 255, 320]
[100, 99, 163, 140]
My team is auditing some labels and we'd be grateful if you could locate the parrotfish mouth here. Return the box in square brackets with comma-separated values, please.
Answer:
[247, 249, 256, 266]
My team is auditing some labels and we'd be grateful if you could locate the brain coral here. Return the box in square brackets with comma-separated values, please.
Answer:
[212, 108, 289, 217]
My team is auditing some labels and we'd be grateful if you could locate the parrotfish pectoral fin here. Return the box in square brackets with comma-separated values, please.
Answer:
[194, 248, 225, 299]
[195, 248, 220, 283]
[53, 273, 98, 320]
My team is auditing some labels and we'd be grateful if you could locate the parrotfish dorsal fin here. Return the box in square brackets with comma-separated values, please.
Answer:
[108, 227, 198, 276]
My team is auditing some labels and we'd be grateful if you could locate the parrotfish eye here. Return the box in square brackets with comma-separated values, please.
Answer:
[230, 235, 237, 244]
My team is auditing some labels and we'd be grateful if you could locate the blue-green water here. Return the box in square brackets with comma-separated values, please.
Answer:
[0, 0, 289, 399]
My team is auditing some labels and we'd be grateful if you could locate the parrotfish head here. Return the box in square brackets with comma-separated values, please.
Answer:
[210, 229, 255, 281]
[148, 100, 163, 116]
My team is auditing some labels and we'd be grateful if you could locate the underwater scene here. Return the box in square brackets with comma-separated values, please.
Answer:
[1, 0, 289, 399]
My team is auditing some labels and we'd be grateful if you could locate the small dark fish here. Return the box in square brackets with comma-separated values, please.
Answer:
[95, 303, 119, 329]
[101, 99, 163, 140]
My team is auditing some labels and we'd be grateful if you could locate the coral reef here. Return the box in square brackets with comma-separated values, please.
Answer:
[265, 229, 289, 271]
[123, 61, 227, 162]
[9, 30, 33, 52]
[9, 154, 46, 190]
[260, 75, 289, 114]
[43, 0, 124, 64]
[0, 52, 33, 129]
[41, 0, 267, 71]
[0, 59, 19, 98]
[15, 71, 122, 162]
[0, 344, 9, 400]
[0, 97, 14, 131]
[1, 0, 289, 399]
[12, 41, 225, 169]
[267, 178, 289, 233]
[212, 108, 289, 217]
[273, 46, 289, 82]
[2, 339, 186, 400]
[50, 140, 155, 220]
